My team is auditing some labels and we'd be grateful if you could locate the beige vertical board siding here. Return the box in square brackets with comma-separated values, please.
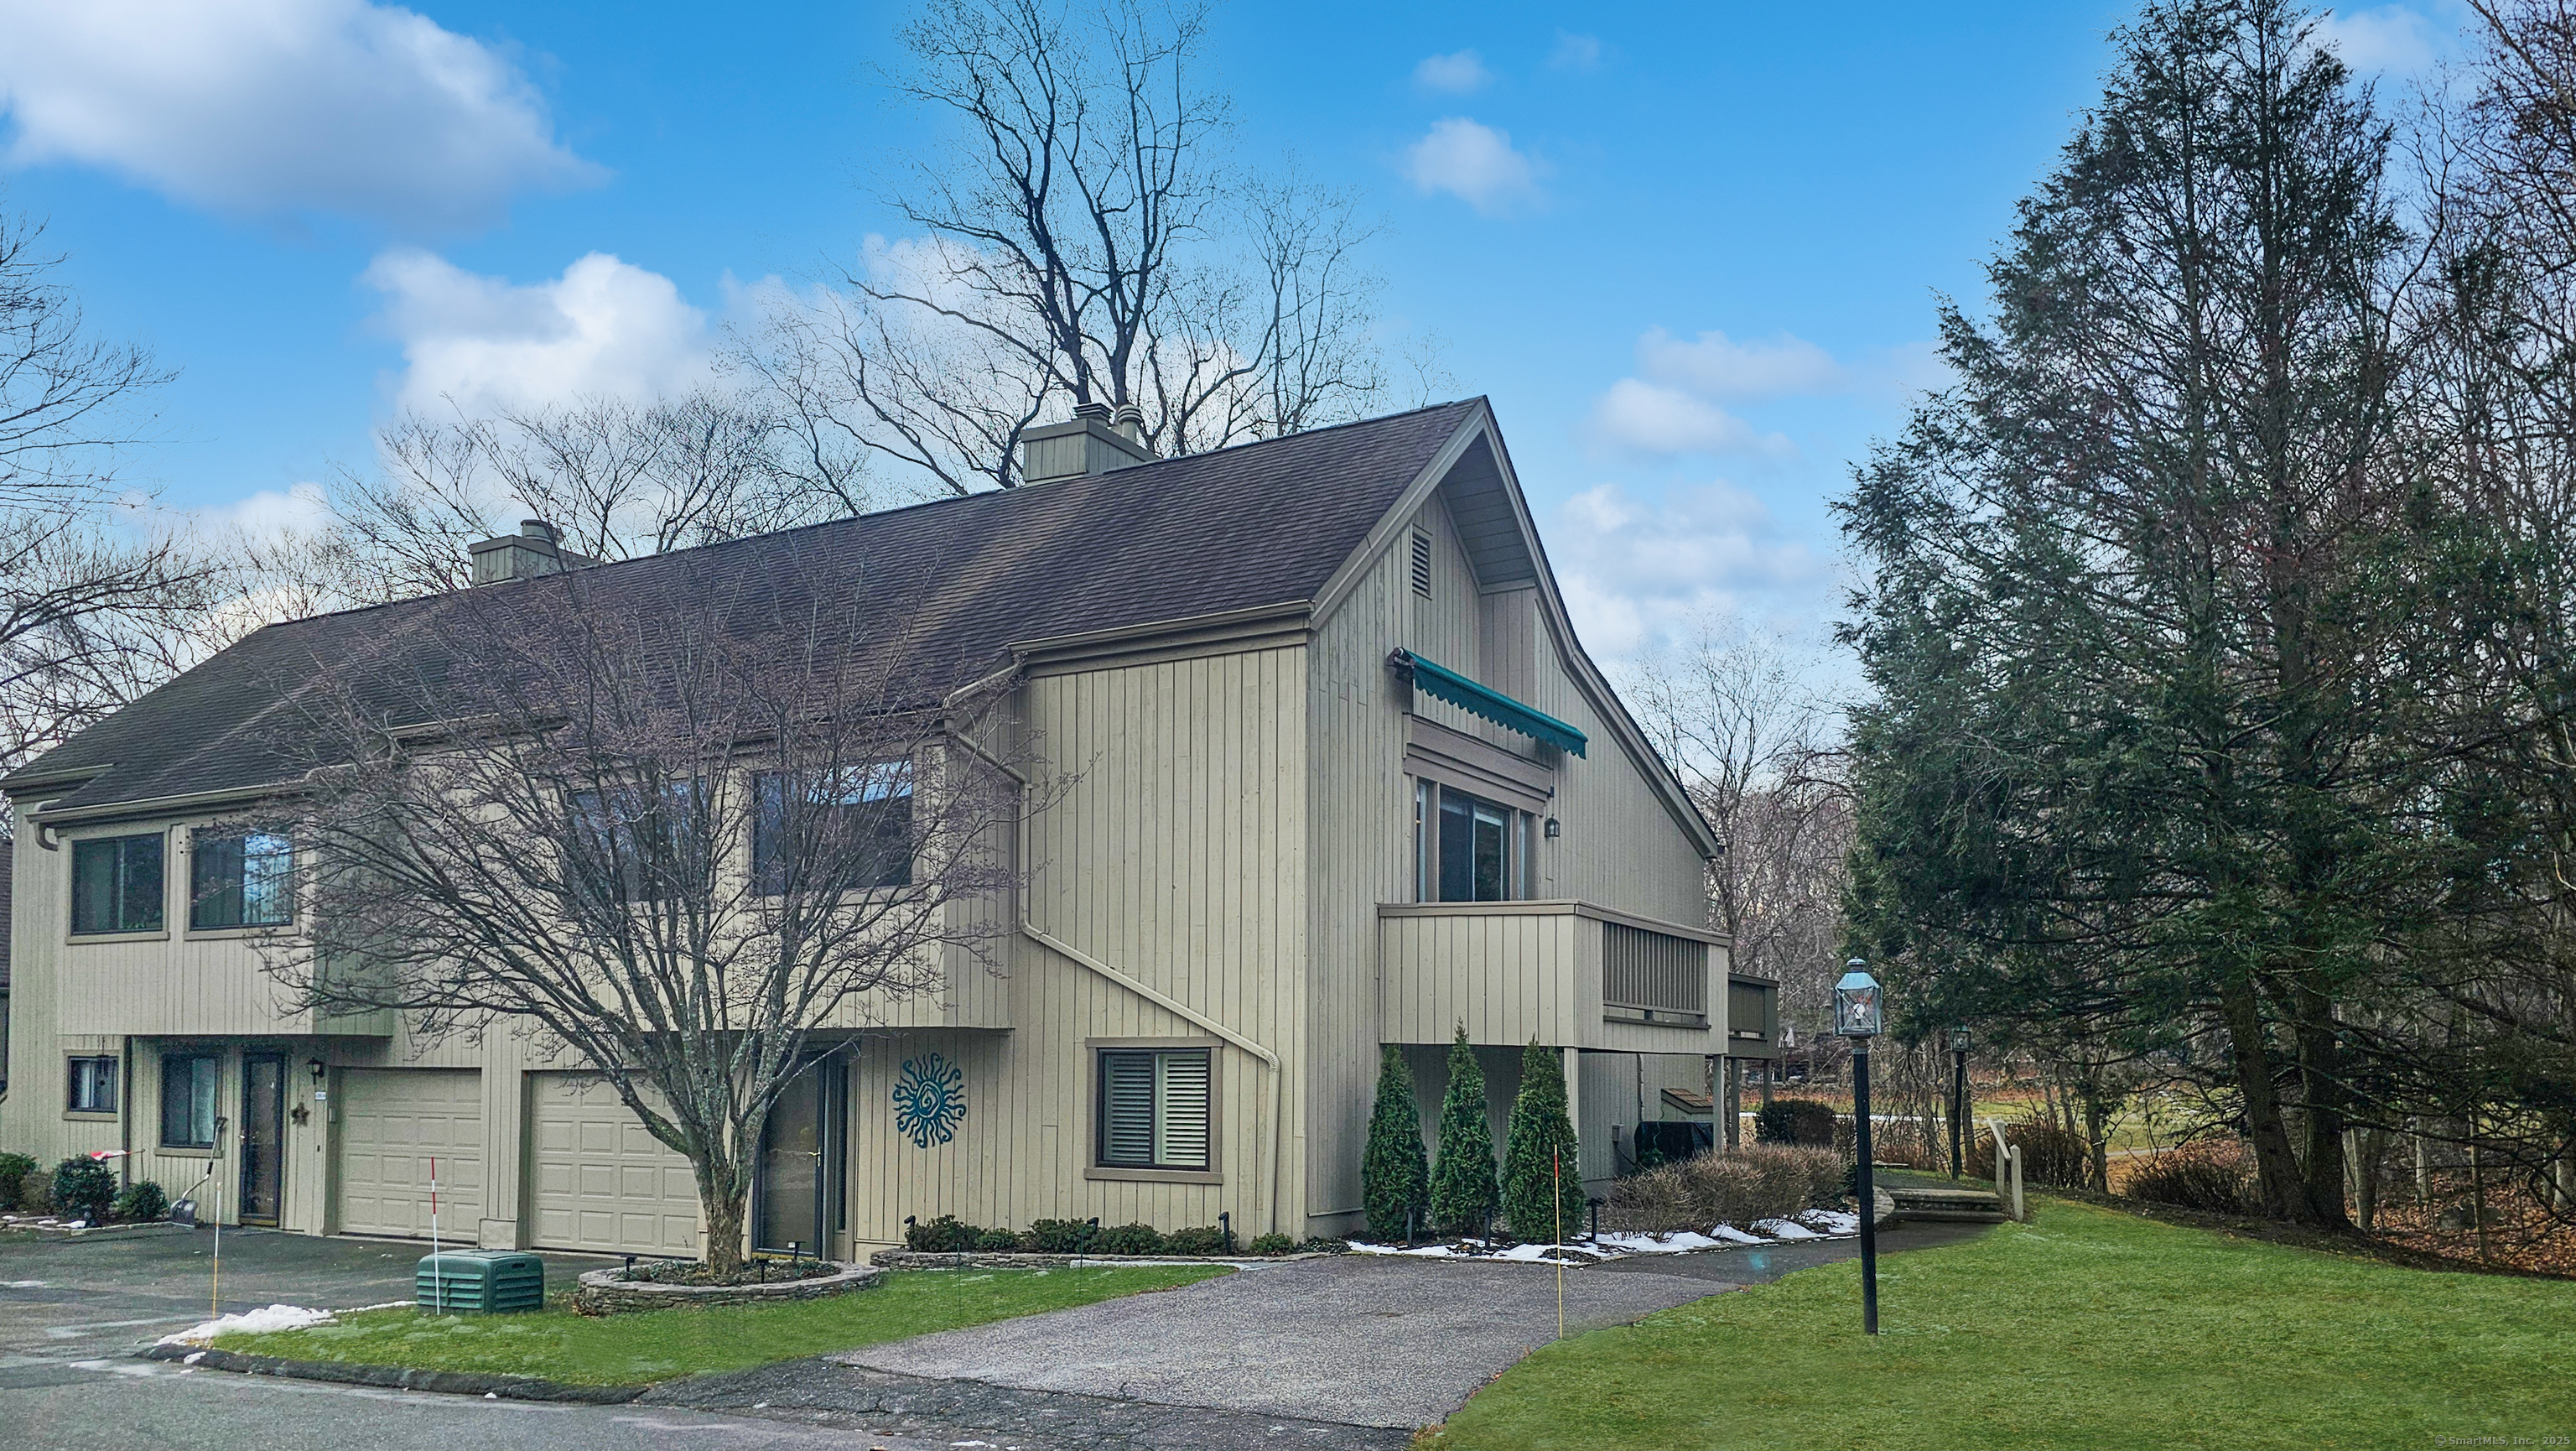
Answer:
[843, 647, 1309, 1245]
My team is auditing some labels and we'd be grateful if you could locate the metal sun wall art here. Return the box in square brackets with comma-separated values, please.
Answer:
[892, 1053, 968, 1147]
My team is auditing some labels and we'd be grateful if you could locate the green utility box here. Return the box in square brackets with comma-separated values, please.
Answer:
[414, 1250, 545, 1313]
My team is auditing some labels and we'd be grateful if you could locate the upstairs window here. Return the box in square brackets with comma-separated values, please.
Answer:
[71, 833, 164, 935]
[160, 1053, 218, 1148]
[753, 762, 914, 895]
[569, 781, 708, 906]
[1415, 782, 1536, 903]
[191, 830, 294, 930]
[1096, 1047, 1211, 1171]
[66, 1056, 117, 1115]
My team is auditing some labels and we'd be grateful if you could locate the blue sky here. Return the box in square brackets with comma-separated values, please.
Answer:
[0, 0, 2471, 661]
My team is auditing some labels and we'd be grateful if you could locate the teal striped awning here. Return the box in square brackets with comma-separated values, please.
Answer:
[1391, 650, 1587, 757]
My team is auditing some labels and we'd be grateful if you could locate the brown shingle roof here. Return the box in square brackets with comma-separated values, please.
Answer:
[11, 400, 1482, 814]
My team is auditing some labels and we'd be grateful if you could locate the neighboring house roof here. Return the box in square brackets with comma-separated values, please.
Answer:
[7, 400, 1485, 816]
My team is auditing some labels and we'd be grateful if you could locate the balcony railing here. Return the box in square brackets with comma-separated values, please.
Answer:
[1378, 900, 1726, 1051]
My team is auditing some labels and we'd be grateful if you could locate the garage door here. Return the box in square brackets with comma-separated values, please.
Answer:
[527, 1073, 701, 1255]
[337, 1069, 484, 1239]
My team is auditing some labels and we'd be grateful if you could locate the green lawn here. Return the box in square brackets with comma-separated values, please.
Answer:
[1422, 1199, 2576, 1451]
[213, 1265, 1226, 1386]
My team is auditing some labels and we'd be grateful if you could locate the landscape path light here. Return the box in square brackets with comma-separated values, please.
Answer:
[1835, 960, 1885, 1335]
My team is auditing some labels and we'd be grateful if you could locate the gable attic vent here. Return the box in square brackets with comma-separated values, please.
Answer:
[1410, 528, 1434, 597]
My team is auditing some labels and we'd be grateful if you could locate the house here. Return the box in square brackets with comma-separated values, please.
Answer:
[0, 398, 1778, 1255]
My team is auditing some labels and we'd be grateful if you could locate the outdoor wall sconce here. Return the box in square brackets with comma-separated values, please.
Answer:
[307, 1058, 327, 1084]
[1544, 817, 1561, 838]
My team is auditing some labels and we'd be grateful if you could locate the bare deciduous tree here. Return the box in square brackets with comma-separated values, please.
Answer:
[738, 0, 1416, 496]
[262, 554, 1039, 1272]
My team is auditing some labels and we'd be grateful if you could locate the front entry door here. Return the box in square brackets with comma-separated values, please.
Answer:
[756, 1056, 844, 1256]
[239, 1054, 286, 1225]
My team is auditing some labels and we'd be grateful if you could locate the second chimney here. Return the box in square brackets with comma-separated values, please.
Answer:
[466, 518, 591, 585]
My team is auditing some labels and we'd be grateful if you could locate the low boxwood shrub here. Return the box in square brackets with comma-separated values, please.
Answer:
[1245, 1232, 1296, 1256]
[1753, 1099, 1840, 1147]
[112, 1180, 169, 1223]
[1091, 1221, 1165, 1256]
[2124, 1141, 2254, 1214]
[1161, 1225, 1228, 1256]
[0, 1152, 36, 1211]
[904, 1214, 985, 1251]
[51, 1157, 117, 1224]
[974, 1227, 1021, 1251]
[1022, 1218, 1095, 1252]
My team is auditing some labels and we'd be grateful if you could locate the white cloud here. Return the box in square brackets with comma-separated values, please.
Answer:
[2314, 4, 2443, 74]
[1636, 328, 1845, 399]
[1413, 49, 1493, 94]
[1548, 32, 1605, 73]
[1402, 117, 1544, 216]
[1550, 481, 1831, 658]
[1586, 379, 1793, 460]
[0, 0, 600, 232]
[364, 249, 711, 416]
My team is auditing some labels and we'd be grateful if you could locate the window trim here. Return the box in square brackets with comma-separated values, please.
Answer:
[64, 1055, 119, 1119]
[67, 830, 169, 939]
[1082, 1036, 1223, 1184]
[159, 1053, 221, 1151]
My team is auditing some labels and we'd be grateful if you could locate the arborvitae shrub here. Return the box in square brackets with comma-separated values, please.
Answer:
[1427, 1027, 1498, 1236]
[1361, 1044, 1431, 1240]
[1500, 1038, 1584, 1243]
[50, 1157, 116, 1224]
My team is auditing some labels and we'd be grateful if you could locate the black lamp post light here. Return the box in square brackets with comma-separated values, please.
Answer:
[1835, 959, 1884, 1336]
[1949, 1024, 1971, 1180]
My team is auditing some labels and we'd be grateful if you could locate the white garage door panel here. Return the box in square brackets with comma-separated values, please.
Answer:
[527, 1073, 700, 1256]
[338, 1069, 484, 1239]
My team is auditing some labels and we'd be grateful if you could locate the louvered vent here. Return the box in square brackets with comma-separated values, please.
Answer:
[1410, 528, 1434, 597]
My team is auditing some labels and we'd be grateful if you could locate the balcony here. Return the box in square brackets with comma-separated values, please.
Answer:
[1377, 901, 1725, 1053]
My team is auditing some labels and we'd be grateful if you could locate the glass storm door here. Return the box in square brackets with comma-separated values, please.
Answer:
[239, 1054, 286, 1225]
[756, 1058, 844, 1255]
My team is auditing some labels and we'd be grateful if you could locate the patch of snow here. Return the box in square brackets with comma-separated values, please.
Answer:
[158, 1303, 335, 1344]
[1708, 1225, 1769, 1245]
[1801, 1210, 1861, 1235]
[1752, 1219, 1821, 1240]
[1492, 1243, 1587, 1264]
[182, 1351, 204, 1365]
[2, 1280, 47, 1287]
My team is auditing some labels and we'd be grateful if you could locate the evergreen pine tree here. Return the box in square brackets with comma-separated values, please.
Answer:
[1361, 1044, 1431, 1240]
[1500, 1038, 1585, 1243]
[1427, 1026, 1498, 1237]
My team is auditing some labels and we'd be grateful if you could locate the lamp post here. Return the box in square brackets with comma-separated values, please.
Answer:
[1949, 1024, 1971, 1180]
[1836, 960, 1884, 1335]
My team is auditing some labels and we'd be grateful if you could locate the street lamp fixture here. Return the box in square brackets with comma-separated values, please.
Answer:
[1836, 960, 1884, 1335]
[1948, 1025, 1971, 1180]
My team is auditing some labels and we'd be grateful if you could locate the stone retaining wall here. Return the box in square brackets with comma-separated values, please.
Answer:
[870, 1248, 1322, 1271]
[573, 1261, 884, 1314]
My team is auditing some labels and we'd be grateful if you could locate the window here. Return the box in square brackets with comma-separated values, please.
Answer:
[160, 1054, 218, 1148]
[753, 762, 914, 895]
[570, 781, 707, 905]
[66, 1057, 117, 1115]
[190, 830, 293, 929]
[1415, 783, 1532, 903]
[71, 833, 164, 934]
[1410, 528, 1434, 597]
[1095, 1048, 1211, 1171]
